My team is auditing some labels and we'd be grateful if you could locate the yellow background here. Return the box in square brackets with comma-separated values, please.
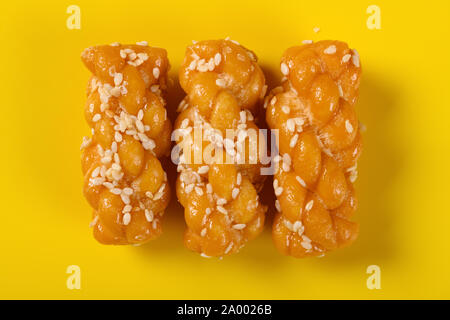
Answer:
[1, 0, 449, 299]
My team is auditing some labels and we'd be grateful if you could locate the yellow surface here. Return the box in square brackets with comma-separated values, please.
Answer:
[1, 0, 449, 299]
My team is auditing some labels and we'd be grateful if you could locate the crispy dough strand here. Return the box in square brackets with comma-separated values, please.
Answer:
[81, 43, 172, 245]
[175, 39, 268, 257]
[267, 40, 362, 258]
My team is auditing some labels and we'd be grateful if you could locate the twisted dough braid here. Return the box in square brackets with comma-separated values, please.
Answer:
[175, 39, 268, 258]
[80, 43, 172, 245]
[266, 40, 362, 258]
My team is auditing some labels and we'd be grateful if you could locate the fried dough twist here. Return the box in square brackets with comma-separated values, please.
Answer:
[266, 40, 362, 257]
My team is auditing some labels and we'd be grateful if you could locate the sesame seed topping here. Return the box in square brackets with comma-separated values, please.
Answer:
[217, 198, 227, 206]
[282, 105, 290, 114]
[290, 134, 299, 148]
[232, 224, 246, 230]
[324, 45, 337, 54]
[280, 62, 289, 75]
[123, 213, 131, 225]
[185, 183, 194, 193]
[195, 187, 204, 196]
[338, 84, 344, 98]
[136, 41, 148, 46]
[198, 165, 209, 174]
[232, 188, 240, 199]
[122, 187, 133, 196]
[217, 206, 227, 215]
[305, 200, 314, 211]
[145, 209, 154, 222]
[352, 49, 360, 67]
[345, 120, 354, 133]
[275, 200, 281, 212]
[92, 114, 101, 122]
[214, 53, 222, 65]
[216, 78, 226, 88]
[115, 131, 123, 143]
[224, 242, 233, 254]
[153, 67, 160, 79]
[275, 187, 283, 197]
[271, 96, 277, 105]
[342, 54, 351, 63]
[111, 188, 122, 195]
[296, 176, 306, 188]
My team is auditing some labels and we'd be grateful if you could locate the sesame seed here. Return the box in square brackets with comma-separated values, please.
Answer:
[114, 131, 122, 143]
[185, 184, 194, 193]
[275, 187, 283, 196]
[236, 173, 242, 185]
[216, 78, 226, 88]
[92, 114, 101, 122]
[114, 73, 123, 86]
[91, 166, 100, 178]
[188, 60, 197, 71]
[342, 54, 351, 63]
[200, 228, 207, 237]
[305, 200, 314, 211]
[206, 183, 213, 194]
[122, 204, 132, 213]
[224, 242, 233, 254]
[280, 62, 289, 75]
[290, 134, 299, 148]
[217, 206, 227, 214]
[275, 200, 281, 212]
[345, 120, 354, 133]
[122, 187, 133, 196]
[293, 220, 302, 231]
[136, 41, 148, 46]
[153, 67, 160, 79]
[200, 253, 211, 258]
[232, 224, 246, 230]
[214, 53, 222, 65]
[232, 188, 240, 199]
[145, 209, 154, 222]
[296, 176, 306, 188]
[271, 96, 277, 105]
[111, 188, 122, 195]
[195, 187, 204, 196]
[338, 84, 344, 98]
[121, 194, 130, 205]
[301, 240, 312, 250]
[324, 45, 337, 54]
[283, 219, 293, 231]
[123, 213, 131, 225]
[198, 165, 209, 174]
[137, 109, 144, 121]
[282, 105, 290, 114]
[217, 198, 227, 206]
[352, 49, 360, 67]
[286, 119, 295, 132]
